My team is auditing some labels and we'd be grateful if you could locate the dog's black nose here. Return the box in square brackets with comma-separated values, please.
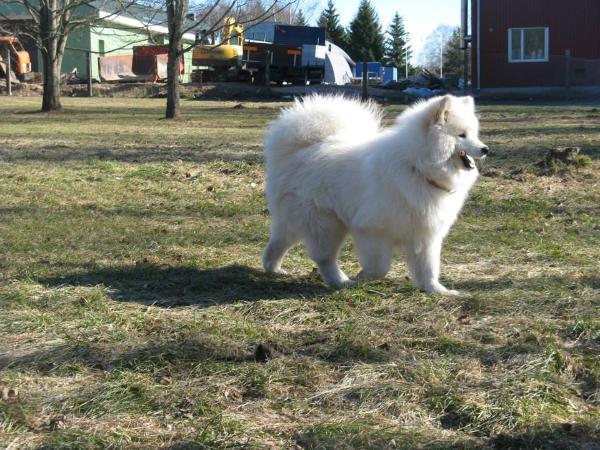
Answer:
[481, 146, 490, 156]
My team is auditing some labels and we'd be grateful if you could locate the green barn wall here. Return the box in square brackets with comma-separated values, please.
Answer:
[62, 27, 92, 78]
[89, 26, 194, 82]
[90, 25, 151, 79]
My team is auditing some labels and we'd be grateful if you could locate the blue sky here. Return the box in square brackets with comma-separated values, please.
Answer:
[319, 0, 461, 62]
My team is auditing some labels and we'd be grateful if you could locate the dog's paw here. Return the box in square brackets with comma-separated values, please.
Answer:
[356, 270, 387, 282]
[265, 268, 288, 276]
[443, 289, 460, 296]
[419, 282, 459, 296]
[345, 280, 357, 288]
[434, 287, 459, 296]
[328, 278, 356, 289]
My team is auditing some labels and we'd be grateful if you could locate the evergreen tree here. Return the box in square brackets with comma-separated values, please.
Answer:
[294, 9, 307, 26]
[317, 11, 327, 28]
[347, 0, 385, 62]
[383, 12, 412, 77]
[443, 27, 467, 78]
[319, 0, 347, 49]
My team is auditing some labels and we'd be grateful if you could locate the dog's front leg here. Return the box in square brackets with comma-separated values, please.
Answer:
[407, 237, 458, 295]
[354, 231, 393, 281]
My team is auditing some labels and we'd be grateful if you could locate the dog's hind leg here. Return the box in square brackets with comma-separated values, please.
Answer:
[304, 215, 352, 289]
[263, 220, 301, 274]
[353, 231, 393, 281]
[406, 237, 458, 295]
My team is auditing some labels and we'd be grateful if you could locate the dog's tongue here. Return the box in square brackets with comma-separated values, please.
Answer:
[459, 151, 476, 170]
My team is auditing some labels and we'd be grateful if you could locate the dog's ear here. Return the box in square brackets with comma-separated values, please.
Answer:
[433, 95, 452, 126]
[462, 96, 475, 110]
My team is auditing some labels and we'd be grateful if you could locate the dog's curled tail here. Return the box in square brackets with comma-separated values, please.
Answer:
[265, 95, 382, 157]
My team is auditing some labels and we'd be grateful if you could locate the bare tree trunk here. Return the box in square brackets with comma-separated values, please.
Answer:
[40, 0, 63, 112]
[165, 51, 180, 119]
[42, 56, 63, 112]
[2, 0, 129, 112]
[165, 0, 188, 119]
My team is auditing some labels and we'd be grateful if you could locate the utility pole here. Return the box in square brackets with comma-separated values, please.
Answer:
[461, 0, 469, 91]
[440, 37, 444, 78]
[405, 46, 409, 78]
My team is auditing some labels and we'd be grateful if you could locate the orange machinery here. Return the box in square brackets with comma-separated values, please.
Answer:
[0, 35, 32, 81]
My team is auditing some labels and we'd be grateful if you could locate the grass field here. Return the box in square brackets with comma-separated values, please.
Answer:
[1, 96, 599, 449]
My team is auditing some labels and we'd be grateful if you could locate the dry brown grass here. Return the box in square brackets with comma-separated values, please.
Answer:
[1, 96, 599, 449]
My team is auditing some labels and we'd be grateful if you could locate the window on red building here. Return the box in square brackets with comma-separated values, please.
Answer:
[508, 27, 549, 62]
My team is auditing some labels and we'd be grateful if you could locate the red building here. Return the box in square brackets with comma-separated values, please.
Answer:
[471, 0, 600, 93]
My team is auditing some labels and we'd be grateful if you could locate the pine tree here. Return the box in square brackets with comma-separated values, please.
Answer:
[317, 12, 327, 29]
[294, 9, 306, 26]
[319, 0, 347, 49]
[347, 0, 385, 62]
[443, 27, 466, 78]
[383, 12, 412, 77]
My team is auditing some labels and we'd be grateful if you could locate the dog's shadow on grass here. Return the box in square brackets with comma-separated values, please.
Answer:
[41, 263, 327, 307]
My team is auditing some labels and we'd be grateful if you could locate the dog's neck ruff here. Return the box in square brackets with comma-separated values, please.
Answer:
[425, 177, 456, 194]
[412, 166, 456, 194]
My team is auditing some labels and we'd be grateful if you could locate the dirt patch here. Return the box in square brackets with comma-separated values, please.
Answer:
[1, 80, 44, 96]
[3, 80, 411, 101]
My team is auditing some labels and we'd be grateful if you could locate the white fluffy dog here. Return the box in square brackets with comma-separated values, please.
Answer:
[262, 95, 489, 294]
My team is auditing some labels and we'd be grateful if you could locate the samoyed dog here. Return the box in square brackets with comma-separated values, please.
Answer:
[262, 95, 488, 294]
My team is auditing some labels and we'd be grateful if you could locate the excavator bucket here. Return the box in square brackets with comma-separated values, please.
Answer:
[0, 60, 20, 83]
[99, 50, 179, 82]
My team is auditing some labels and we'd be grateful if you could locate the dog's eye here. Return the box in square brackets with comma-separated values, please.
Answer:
[458, 133, 467, 138]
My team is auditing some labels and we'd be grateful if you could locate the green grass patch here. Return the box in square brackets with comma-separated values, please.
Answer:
[0, 97, 599, 449]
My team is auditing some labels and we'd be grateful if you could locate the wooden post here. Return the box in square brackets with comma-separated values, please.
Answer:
[5, 48, 11, 96]
[265, 50, 271, 98]
[86, 51, 93, 97]
[361, 61, 368, 101]
[564, 49, 571, 98]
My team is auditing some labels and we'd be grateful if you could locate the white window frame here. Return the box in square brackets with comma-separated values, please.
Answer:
[508, 27, 549, 63]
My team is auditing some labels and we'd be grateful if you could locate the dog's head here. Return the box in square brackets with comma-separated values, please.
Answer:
[424, 95, 489, 169]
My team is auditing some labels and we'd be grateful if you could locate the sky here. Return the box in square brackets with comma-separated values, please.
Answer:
[319, 0, 461, 63]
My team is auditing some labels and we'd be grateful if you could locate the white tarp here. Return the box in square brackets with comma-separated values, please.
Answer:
[300, 42, 354, 85]
[323, 42, 354, 85]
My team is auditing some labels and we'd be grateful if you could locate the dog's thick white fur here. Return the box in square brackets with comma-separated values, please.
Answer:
[263, 94, 488, 294]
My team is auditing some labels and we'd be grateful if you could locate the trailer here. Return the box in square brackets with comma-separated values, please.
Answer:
[243, 42, 324, 84]
[192, 22, 327, 84]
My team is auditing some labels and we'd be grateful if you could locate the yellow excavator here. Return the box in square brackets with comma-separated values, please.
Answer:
[192, 17, 245, 81]
[0, 35, 32, 82]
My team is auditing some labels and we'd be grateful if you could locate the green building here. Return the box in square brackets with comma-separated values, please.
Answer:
[0, 0, 196, 82]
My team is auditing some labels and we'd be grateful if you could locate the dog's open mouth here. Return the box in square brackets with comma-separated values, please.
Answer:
[459, 151, 476, 170]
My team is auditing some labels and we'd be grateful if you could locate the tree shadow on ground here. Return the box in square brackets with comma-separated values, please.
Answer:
[452, 273, 599, 293]
[0, 146, 263, 164]
[40, 263, 327, 307]
[290, 421, 600, 450]
[0, 329, 256, 374]
[489, 422, 600, 449]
